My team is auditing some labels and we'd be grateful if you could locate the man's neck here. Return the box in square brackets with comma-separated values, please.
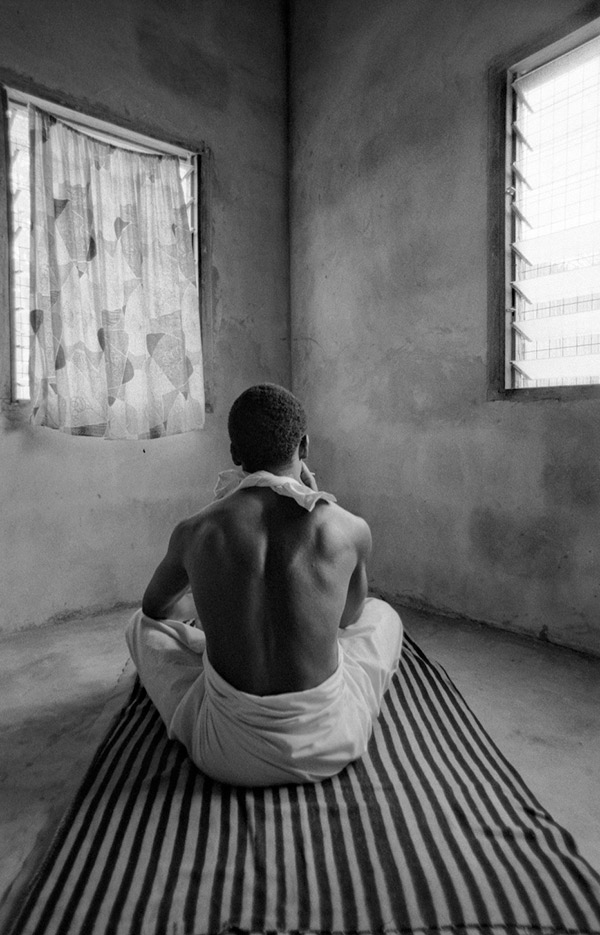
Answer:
[246, 460, 301, 482]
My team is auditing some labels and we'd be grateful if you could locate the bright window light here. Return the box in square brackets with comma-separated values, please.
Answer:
[508, 33, 600, 388]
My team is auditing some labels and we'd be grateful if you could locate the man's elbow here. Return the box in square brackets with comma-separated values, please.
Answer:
[141, 588, 163, 620]
[142, 588, 183, 621]
[339, 595, 367, 630]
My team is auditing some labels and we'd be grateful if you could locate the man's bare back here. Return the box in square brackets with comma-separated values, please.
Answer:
[130, 384, 402, 785]
[142, 483, 372, 695]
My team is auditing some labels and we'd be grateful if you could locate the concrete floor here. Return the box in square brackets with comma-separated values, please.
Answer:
[0, 605, 599, 927]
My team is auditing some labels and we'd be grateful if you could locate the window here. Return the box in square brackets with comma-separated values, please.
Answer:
[2, 87, 212, 438]
[494, 23, 600, 397]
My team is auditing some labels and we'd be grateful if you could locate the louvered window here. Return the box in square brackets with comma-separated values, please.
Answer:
[508, 32, 600, 388]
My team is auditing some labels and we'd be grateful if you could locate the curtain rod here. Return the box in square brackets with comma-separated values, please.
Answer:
[6, 87, 197, 161]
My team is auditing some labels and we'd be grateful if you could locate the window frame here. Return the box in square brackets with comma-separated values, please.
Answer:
[488, 17, 600, 402]
[0, 78, 215, 419]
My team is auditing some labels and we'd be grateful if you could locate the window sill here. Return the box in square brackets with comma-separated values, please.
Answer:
[488, 384, 600, 402]
[1, 398, 32, 429]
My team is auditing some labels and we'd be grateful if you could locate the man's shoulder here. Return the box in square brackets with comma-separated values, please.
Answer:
[170, 500, 225, 540]
[175, 492, 369, 542]
[175, 492, 266, 537]
[318, 498, 368, 528]
[313, 500, 372, 553]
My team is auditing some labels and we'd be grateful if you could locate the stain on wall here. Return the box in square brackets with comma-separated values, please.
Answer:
[136, 3, 230, 109]
[469, 507, 574, 581]
[541, 413, 600, 510]
[290, 0, 600, 654]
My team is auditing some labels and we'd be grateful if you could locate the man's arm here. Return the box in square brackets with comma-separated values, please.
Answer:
[142, 522, 191, 620]
[339, 518, 372, 629]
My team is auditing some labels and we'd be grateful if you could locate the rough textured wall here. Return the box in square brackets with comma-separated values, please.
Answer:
[290, 0, 600, 655]
[0, 0, 289, 633]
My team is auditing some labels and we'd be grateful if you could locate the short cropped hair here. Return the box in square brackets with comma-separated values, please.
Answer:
[228, 384, 307, 472]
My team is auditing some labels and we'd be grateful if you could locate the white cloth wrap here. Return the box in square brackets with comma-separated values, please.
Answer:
[213, 467, 338, 511]
[126, 597, 403, 786]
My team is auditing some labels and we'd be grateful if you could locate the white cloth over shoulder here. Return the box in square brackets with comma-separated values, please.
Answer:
[213, 467, 337, 512]
[126, 597, 403, 787]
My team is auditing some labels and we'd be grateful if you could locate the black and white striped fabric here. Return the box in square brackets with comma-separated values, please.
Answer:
[9, 634, 600, 935]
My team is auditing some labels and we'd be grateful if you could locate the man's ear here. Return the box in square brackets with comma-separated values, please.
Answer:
[230, 442, 242, 466]
[299, 434, 309, 460]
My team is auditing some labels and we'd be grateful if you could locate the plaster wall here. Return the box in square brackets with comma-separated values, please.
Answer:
[290, 0, 600, 655]
[0, 0, 290, 633]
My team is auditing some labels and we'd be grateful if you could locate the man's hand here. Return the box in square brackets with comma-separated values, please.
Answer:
[300, 461, 319, 491]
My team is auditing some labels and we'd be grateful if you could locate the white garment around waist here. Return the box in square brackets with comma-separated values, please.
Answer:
[127, 597, 403, 787]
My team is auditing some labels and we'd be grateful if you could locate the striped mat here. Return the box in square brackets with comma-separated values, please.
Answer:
[8, 633, 600, 935]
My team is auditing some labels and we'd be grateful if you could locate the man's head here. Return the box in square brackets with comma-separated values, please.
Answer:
[228, 384, 308, 473]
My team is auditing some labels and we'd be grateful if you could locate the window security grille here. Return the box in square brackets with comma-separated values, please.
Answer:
[509, 34, 600, 388]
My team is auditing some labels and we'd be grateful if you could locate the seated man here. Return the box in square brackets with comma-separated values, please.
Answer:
[127, 383, 403, 786]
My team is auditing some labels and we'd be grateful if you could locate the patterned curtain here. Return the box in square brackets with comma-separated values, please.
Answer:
[29, 106, 205, 439]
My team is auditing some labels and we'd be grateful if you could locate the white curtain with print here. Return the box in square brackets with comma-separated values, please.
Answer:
[29, 106, 204, 438]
